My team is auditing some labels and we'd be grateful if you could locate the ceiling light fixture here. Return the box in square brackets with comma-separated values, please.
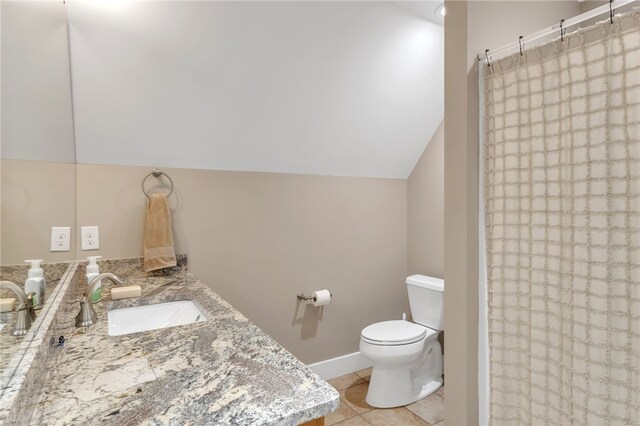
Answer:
[435, 3, 446, 17]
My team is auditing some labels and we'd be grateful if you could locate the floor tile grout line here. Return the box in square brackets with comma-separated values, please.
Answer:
[359, 414, 372, 425]
[330, 373, 444, 425]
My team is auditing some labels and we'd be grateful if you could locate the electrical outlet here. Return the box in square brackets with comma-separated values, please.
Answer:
[51, 227, 71, 252]
[81, 226, 100, 250]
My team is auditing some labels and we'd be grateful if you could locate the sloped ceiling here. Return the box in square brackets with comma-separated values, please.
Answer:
[68, 1, 443, 179]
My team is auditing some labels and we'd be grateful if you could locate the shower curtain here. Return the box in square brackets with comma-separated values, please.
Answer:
[483, 10, 639, 425]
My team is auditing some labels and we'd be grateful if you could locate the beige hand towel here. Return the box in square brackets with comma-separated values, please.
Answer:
[143, 193, 177, 272]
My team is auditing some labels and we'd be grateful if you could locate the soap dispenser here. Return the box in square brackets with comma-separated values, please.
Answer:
[86, 256, 103, 303]
[24, 259, 45, 306]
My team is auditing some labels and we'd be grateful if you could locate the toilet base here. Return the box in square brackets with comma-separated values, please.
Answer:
[365, 370, 442, 408]
[363, 333, 443, 409]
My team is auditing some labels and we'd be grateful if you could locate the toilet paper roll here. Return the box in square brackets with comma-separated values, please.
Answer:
[312, 290, 331, 307]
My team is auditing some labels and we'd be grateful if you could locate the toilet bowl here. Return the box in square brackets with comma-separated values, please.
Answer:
[360, 275, 444, 408]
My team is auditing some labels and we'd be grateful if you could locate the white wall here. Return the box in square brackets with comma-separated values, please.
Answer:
[1, 1, 75, 163]
[67, 1, 444, 179]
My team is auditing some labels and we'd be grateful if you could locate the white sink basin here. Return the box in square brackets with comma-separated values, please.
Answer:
[108, 300, 206, 336]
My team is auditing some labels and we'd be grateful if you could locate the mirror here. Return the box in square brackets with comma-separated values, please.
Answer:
[0, 1, 76, 387]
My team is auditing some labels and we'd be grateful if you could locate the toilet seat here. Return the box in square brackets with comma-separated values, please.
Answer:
[361, 320, 433, 346]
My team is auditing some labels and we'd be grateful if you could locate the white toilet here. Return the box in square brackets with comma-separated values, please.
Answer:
[360, 274, 444, 408]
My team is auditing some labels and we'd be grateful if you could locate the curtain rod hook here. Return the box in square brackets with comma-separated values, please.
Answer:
[484, 49, 492, 72]
[610, 0, 615, 24]
[519, 36, 524, 56]
[560, 19, 566, 42]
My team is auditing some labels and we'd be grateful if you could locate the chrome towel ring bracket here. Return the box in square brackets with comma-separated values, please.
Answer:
[141, 168, 174, 198]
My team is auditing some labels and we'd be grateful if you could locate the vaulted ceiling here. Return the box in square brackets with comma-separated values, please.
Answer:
[68, 1, 444, 179]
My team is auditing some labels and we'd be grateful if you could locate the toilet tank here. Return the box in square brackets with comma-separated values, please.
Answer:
[406, 275, 444, 330]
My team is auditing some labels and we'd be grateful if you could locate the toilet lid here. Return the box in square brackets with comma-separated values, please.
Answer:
[361, 320, 427, 344]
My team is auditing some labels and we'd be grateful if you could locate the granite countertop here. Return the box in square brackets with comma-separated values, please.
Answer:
[0, 262, 72, 378]
[28, 258, 338, 425]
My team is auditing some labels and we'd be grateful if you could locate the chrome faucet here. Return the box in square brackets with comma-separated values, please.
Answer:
[0, 281, 36, 336]
[75, 273, 124, 328]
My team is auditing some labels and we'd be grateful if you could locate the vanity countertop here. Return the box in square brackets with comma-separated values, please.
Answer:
[27, 258, 338, 425]
[1, 262, 72, 381]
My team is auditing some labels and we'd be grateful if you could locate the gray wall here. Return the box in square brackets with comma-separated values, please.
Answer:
[1, 159, 77, 264]
[408, 120, 444, 278]
[7, 140, 450, 364]
[75, 163, 408, 364]
[580, 1, 609, 13]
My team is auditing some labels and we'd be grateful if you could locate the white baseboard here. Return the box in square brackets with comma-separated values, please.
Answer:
[308, 351, 372, 380]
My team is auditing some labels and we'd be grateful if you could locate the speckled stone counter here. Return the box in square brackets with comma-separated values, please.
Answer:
[0, 261, 78, 424]
[1, 262, 74, 383]
[23, 257, 338, 425]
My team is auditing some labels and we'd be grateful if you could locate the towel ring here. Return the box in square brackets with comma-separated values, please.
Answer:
[142, 169, 174, 198]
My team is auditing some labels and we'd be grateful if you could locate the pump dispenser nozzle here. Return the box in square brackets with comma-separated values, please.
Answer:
[87, 256, 102, 270]
[25, 259, 44, 278]
[24, 259, 45, 306]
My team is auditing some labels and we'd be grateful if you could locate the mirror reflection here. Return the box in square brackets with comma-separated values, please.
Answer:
[1, 0, 76, 384]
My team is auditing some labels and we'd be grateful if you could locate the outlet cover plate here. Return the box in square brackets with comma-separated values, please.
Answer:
[81, 226, 100, 251]
[51, 227, 71, 252]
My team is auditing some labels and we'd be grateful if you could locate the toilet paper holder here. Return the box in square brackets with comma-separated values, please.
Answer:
[297, 291, 332, 302]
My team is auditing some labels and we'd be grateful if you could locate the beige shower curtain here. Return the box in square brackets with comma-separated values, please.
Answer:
[483, 9, 639, 425]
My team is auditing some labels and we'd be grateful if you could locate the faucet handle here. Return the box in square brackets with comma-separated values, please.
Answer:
[25, 292, 37, 319]
[26, 291, 36, 306]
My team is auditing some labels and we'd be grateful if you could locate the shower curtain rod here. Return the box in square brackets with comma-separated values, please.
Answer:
[478, 0, 638, 64]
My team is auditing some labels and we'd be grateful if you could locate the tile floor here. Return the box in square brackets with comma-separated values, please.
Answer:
[326, 369, 444, 426]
